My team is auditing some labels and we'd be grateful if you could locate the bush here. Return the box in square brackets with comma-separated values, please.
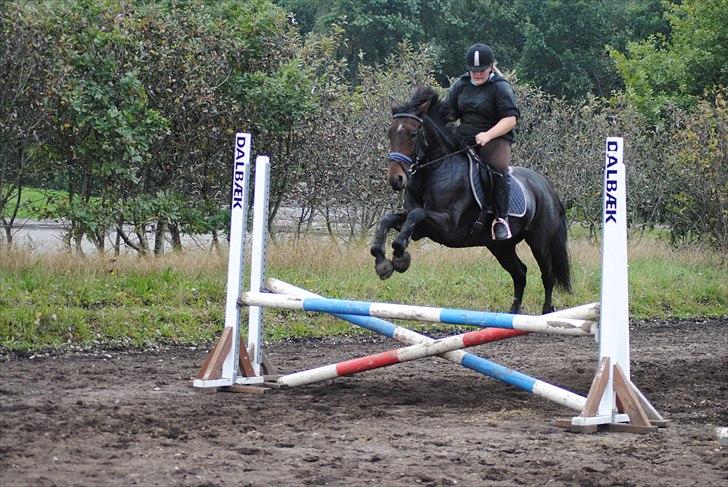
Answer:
[662, 90, 727, 249]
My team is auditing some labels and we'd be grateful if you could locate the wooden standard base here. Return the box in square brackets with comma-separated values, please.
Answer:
[553, 420, 658, 434]
[193, 327, 276, 392]
[556, 357, 667, 433]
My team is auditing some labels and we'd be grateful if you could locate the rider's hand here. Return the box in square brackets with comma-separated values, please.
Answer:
[475, 132, 492, 146]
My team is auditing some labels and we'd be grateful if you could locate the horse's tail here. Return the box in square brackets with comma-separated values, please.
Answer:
[551, 204, 572, 292]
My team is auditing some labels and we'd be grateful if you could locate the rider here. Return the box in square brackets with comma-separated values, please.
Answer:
[446, 43, 520, 240]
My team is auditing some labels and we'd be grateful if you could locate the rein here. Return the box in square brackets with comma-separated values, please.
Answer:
[412, 143, 478, 172]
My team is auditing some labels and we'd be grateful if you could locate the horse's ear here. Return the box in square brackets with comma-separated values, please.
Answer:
[415, 97, 433, 116]
[415, 92, 440, 116]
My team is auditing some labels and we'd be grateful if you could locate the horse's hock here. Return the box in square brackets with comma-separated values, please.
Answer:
[193, 133, 665, 433]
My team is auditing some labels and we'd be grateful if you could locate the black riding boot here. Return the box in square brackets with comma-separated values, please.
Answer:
[492, 171, 512, 240]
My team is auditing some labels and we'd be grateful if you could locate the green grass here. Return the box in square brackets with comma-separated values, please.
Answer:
[1, 235, 726, 351]
[2, 187, 69, 220]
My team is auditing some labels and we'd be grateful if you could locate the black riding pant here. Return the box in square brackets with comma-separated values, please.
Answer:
[478, 137, 511, 219]
[477, 137, 511, 174]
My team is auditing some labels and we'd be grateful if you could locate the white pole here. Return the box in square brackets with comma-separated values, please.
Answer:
[222, 133, 252, 382]
[247, 155, 271, 375]
[240, 292, 596, 336]
[597, 136, 630, 419]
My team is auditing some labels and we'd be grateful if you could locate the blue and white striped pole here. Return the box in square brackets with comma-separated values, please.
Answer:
[240, 292, 596, 336]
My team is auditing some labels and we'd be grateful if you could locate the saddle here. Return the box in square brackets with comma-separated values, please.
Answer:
[467, 151, 527, 217]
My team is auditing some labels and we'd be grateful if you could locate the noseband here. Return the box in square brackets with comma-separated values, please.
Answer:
[388, 113, 427, 176]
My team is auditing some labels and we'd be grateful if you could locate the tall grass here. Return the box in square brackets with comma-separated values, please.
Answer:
[1, 234, 725, 351]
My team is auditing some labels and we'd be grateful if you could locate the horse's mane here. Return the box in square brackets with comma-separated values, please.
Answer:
[392, 86, 461, 151]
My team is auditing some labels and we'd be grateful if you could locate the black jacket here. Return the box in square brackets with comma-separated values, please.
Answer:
[446, 72, 520, 143]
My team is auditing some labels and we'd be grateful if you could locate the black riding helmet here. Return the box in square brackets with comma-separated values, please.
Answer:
[465, 43, 494, 71]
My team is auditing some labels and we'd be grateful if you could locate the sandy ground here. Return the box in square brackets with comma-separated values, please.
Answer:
[1, 317, 726, 486]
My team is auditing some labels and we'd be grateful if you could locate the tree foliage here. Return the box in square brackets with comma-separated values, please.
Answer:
[0, 3, 52, 245]
[662, 90, 727, 248]
[610, 0, 728, 121]
[1, 0, 303, 253]
[276, 0, 668, 97]
[1, 0, 726, 253]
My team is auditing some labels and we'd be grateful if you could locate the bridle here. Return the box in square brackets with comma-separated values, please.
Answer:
[387, 113, 428, 177]
[388, 112, 477, 177]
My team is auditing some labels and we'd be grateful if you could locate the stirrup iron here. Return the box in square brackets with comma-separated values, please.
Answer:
[491, 217, 512, 240]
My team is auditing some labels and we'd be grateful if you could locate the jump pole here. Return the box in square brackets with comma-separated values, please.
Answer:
[239, 292, 596, 336]
[221, 133, 251, 383]
[246, 152, 271, 376]
[595, 137, 630, 417]
[571, 136, 631, 426]
[267, 278, 590, 411]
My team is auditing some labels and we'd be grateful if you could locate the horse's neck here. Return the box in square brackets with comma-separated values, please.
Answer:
[414, 151, 455, 185]
[424, 144, 448, 162]
[409, 155, 473, 210]
[426, 117, 458, 152]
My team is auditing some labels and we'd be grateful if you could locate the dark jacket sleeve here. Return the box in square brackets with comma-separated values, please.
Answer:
[445, 79, 463, 119]
[494, 81, 520, 120]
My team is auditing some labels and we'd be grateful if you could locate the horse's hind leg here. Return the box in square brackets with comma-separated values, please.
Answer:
[528, 242, 556, 314]
[370, 212, 406, 279]
[489, 244, 527, 314]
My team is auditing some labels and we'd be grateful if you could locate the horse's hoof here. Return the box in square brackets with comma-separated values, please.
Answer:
[509, 303, 522, 314]
[542, 305, 556, 315]
[392, 251, 411, 273]
[375, 259, 395, 280]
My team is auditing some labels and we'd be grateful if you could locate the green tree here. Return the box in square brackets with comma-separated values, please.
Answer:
[132, 0, 292, 250]
[0, 3, 52, 247]
[663, 90, 728, 249]
[610, 0, 728, 120]
[6, 0, 304, 254]
[276, 0, 463, 81]
[277, 0, 668, 96]
[36, 0, 169, 253]
[512, 0, 668, 98]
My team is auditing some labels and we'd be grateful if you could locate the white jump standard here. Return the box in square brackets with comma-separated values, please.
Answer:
[193, 134, 665, 433]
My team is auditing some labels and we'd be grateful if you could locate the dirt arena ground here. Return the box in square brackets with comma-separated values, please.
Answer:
[1, 317, 726, 486]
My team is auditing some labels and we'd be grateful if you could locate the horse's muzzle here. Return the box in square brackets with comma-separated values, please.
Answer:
[387, 152, 412, 191]
[388, 171, 407, 191]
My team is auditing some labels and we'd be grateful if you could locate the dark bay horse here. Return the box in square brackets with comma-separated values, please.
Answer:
[370, 86, 571, 314]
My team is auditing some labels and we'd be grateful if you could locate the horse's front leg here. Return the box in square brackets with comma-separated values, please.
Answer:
[370, 212, 406, 280]
[391, 208, 429, 273]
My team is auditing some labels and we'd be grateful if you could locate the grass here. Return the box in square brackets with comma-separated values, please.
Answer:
[1, 234, 726, 351]
[2, 187, 69, 220]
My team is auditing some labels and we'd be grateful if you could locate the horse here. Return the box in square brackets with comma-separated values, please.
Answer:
[370, 86, 571, 314]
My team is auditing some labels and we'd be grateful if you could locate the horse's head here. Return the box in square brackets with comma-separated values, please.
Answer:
[386, 87, 440, 191]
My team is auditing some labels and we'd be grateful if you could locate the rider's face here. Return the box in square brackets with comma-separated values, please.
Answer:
[469, 66, 492, 86]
